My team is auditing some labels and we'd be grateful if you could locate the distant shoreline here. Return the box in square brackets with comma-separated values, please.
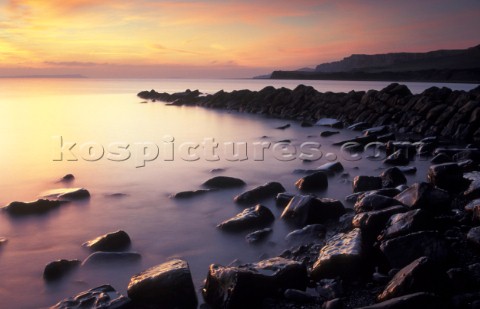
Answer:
[0, 74, 87, 79]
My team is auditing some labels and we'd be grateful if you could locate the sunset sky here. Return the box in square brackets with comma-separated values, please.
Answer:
[0, 0, 479, 78]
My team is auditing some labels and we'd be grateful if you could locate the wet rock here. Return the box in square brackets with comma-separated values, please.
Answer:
[276, 123, 291, 130]
[363, 125, 389, 137]
[322, 298, 343, 309]
[354, 194, 403, 213]
[317, 162, 344, 174]
[384, 149, 410, 166]
[83, 230, 131, 252]
[380, 167, 407, 188]
[357, 292, 444, 309]
[234, 182, 285, 204]
[377, 257, 445, 302]
[311, 228, 365, 280]
[348, 122, 370, 131]
[217, 205, 275, 231]
[352, 206, 407, 238]
[43, 259, 81, 281]
[467, 226, 480, 249]
[398, 166, 417, 174]
[380, 231, 449, 268]
[284, 289, 316, 303]
[171, 189, 211, 198]
[464, 172, 480, 199]
[321, 131, 340, 137]
[378, 209, 433, 241]
[2, 199, 65, 216]
[245, 228, 272, 244]
[431, 153, 452, 164]
[353, 176, 383, 193]
[316, 118, 343, 128]
[427, 163, 465, 192]
[202, 176, 246, 189]
[203, 257, 307, 309]
[82, 252, 141, 266]
[453, 149, 480, 162]
[281, 195, 345, 226]
[43, 188, 90, 200]
[59, 174, 75, 183]
[285, 224, 326, 244]
[128, 259, 197, 309]
[295, 171, 328, 191]
[51, 284, 131, 309]
[394, 182, 451, 213]
[275, 192, 295, 207]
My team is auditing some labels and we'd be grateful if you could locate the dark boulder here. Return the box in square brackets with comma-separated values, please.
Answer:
[378, 209, 433, 241]
[348, 122, 370, 131]
[317, 162, 344, 175]
[311, 228, 365, 280]
[384, 149, 410, 166]
[203, 176, 246, 188]
[203, 257, 307, 309]
[217, 205, 274, 231]
[354, 194, 403, 213]
[352, 206, 407, 238]
[82, 252, 141, 266]
[245, 228, 272, 244]
[59, 174, 75, 183]
[51, 284, 131, 309]
[431, 153, 452, 164]
[357, 292, 445, 309]
[83, 230, 131, 252]
[275, 192, 295, 207]
[234, 182, 285, 204]
[295, 171, 328, 191]
[276, 123, 291, 130]
[464, 172, 480, 199]
[43, 259, 81, 281]
[43, 188, 90, 200]
[128, 259, 197, 309]
[353, 176, 383, 193]
[321, 131, 340, 137]
[316, 118, 343, 128]
[281, 195, 345, 226]
[2, 199, 65, 216]
[171, 189, 211, 198]
[380, 167, 407, 188]
[285, 224, 326, 244]
[394, 182, 451, 213]
[377, 257, 446, 302]
[467, 226, 480, 250]
[380, 231, 449, 268]
[427, 162, 465, 192]
[363, 125, 389, 137]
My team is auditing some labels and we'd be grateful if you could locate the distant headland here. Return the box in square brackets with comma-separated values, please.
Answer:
[0, 74, 87, 79]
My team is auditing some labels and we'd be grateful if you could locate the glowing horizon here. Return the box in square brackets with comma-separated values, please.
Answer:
[0, 0, 479, 78]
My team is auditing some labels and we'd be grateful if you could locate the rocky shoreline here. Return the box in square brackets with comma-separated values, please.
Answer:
[138, 83, 480, 142]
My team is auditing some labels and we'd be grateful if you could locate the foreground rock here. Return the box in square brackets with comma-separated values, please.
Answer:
[352, 205, 407, 238]
[378, 209, 432, 241]
[217, 205, 275, 231]
[43, 259, 81, 281]
[203, 176, 246, 188]
[82, 252, 141, 266]
[128, 259, 197, 308]
[427, 162, 465, 192]
[285, 224, 326, 244]
[311, 228, 365, 280]
[234, 182, 285, 204]
[2, 199, 65, 216]
[83, 230, 131, 252]
[295, 171, 328, 191]
[380, 167, 407, 188]
[203, 257, 307, 308]
[51, 284, 130, 309]
[353, 176, 383, 193]
[354, 194, 403, 213]
[281, 195, 345, 226]
[394, 182, 451, 213]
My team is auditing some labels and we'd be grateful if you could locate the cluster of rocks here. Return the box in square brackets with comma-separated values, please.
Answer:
[138, 83, 480, 141]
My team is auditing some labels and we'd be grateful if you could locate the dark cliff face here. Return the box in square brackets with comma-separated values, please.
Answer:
[314, 45, 480, 73]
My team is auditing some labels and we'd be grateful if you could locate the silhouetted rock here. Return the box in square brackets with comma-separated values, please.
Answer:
[203, 257, 307, 308]
[128, 259, 197, 309]
[281, 195, 345, 226]
[353, 176, 383, 193]
[203, 176, 246, 188]
[83, 230, 131, 252]
[51, 285, 131, 309]
[42, 188, 90, 200]
[245, 228, 272, 244]
[2, 199, 65, 216]
[43, 259, 80, 281]
[317, 162, 344, 175]
[82, 252, 141, 266]
[217, 205, 274, 231]
[276, 124, 291, 130]
[295, 171, 328, 191]
[171, 189, 211, 198]
[321, 131, 340, 137]
[59, 174, 75, 183]
[234, 182, 285, 204]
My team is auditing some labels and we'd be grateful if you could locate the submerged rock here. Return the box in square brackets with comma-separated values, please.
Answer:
[171, 189, 211, 198]
[320, 131, 340, 137]
[128, 259, 197, 309]
[285, 224, 326, 244]
[83, 230, 131, 252]
[2, 199, 65, 216]
[234, 182, 285, 204]
[203, 176, 246, 188]
[311, 228, 365, 280]
[281, 195, 345, 226]
[51, 284, 130, 309]
[43, 259, 81, 281]
[295, 171, 328, 191]
[245, 228, 272, 244]
[82, 252, 141, 266]
[352, 176, 383, 193]
[203, 257, 307, 308]
[217, 205, 275, 231]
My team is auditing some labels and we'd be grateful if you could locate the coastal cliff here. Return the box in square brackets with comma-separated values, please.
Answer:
[138, 83, 480, 142]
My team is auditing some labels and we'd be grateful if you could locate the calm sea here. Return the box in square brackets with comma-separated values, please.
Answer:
[0, 78, 476, 308]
